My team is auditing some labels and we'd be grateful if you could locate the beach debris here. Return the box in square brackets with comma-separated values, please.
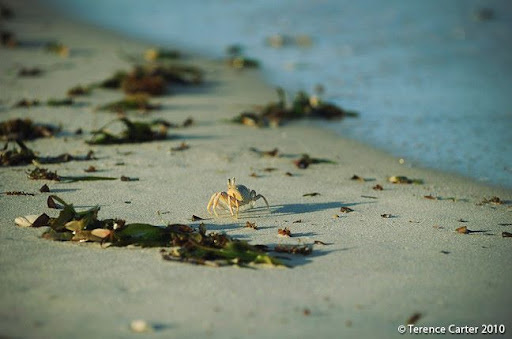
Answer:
[207, 177, 270, 218]
[440, 250, 450, 254]
[458, 219, 468, 223]
[361, 195, 378, 199]
[170, 142, 189, 152]
[456, 226, 470, 234]
[1, 4, 14, 19]
[67, 85, 91, 96]
[233, 88, 357, 127]
[350, 174, 365, 182]
[13, 98, 40, 108]
[381, 213, 392, 218]
[263, 167, 277, 172]
[130, 320, 153, 333]
[388, 176, 423, 184]
[249, 172, 261, 178]
[1, 118, 58, 141]
[478, 196, 504, 205]
[27, 167, 116, 182]
[303, 308, 311, 316]
[294, 153, 336, 169]
[1, 191, 35, 196]
[87, 118, 170, 145]
[144, 48, 181, 61]
[191, 215, 204, 221]
[498, 223, 512, 226]
[373, 184, 383, 191]
[99, 94, 160, 113]
[274, 244, 312, 255]
[1, 140, 95, 166]
[17, 67, 43, 77]
[45, 41, 69, 57]
[340, 206, 354, 213]
[406, 312, 422, 325]
[120, 175, 139, 182]
[249, 147, 279, 157]
[424, 195, 438, 200]
[15, 213, 50, 228]
[84, 166, 96, 173]
[46, 98, 74, 107]
[99, 71, 127, 89]
[293, 219, 302, 223]
[502, 232, 512, 238]
[303, 192, 320, 197]
[313, 240, 330, 245]
[47, 195, 61, 209]
[245, 221, 258, 230]
[121, 69, 166, 96]
[278, 227, 292, 237]
[1, 30, 17, 47]
[225, 45, 259, 69]
[182, 117, 194, 127]
[285, 172, 293, 177]
[265, 34, 313, 48]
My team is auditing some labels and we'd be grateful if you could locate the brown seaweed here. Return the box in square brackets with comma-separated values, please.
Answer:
[86, 118, 170, 145]
[294, 153, 336, 169]
[1, 118, 58, 141]
[27, 167, 116, 182]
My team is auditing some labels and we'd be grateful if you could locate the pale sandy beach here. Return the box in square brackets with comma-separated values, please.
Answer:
[1, 1, 511, 338]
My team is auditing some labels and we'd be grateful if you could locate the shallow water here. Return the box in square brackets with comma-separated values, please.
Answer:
[50, 0, 512, 188]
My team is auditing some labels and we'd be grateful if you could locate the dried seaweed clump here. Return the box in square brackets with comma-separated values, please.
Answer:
[1, 140, 36, 166]
[87, 118, 170, 145]
[98, 64, 203, 96]
[0, 118, 58, 141]
[233, 88, 358, 127]
[21, 196, 282, 267]
[294, 154, 336, 169]
[27, 167, 116, 182]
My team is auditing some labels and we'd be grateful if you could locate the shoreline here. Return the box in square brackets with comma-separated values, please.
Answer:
[1, 1, 512, 338]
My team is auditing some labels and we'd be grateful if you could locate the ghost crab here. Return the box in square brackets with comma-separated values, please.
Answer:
[207, 178, 270, 218]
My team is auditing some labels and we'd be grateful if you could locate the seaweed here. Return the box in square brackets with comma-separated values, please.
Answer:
[388, 176, 424, 184]
[1, 30, 17, 47]
[294, 154, 336, 169]
[232, 88, 357, 127]
[17, 68, 43, 77]
[274, 244, 312, 255]
[67, 85, 91, 96]
[1, 118, 59, 141]
[98, 94, 160, 113]
[249, 147, 279, 157]
[86, 118, 170, 145]
[170, 142, 189, 152]
[99, 71, 127, 89]
[121, 68, 166, 96]
[27, 167, 116, 182]
[144, 48, 181, 61]
[20, 196, 283, 267]
[1, 140, 95, 166]
[45, 41, 69, 57]
[278, 227, 292, 237]
[46, 98, 74, 107]
[1, 191, 35, 196]
[13, 99, 40, 108]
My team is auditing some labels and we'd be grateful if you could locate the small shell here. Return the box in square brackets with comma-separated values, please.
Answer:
[130, 320, 152, 333]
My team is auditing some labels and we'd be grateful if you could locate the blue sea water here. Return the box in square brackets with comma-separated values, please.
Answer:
[49, 0, 512, 188]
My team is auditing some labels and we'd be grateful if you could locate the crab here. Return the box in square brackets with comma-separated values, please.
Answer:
[207, 178, 270, 218]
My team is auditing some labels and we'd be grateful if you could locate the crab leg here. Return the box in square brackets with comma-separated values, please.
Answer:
[207, 192, 218, 214]
[254, 194, 270, 211]
[227, 194, 235, 216]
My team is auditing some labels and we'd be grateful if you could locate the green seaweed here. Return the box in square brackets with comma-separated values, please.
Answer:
[35, 196, 283, 267]
[232, 88, 358, 127]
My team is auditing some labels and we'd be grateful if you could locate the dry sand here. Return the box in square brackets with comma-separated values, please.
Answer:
[1, 1, 511, 338]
